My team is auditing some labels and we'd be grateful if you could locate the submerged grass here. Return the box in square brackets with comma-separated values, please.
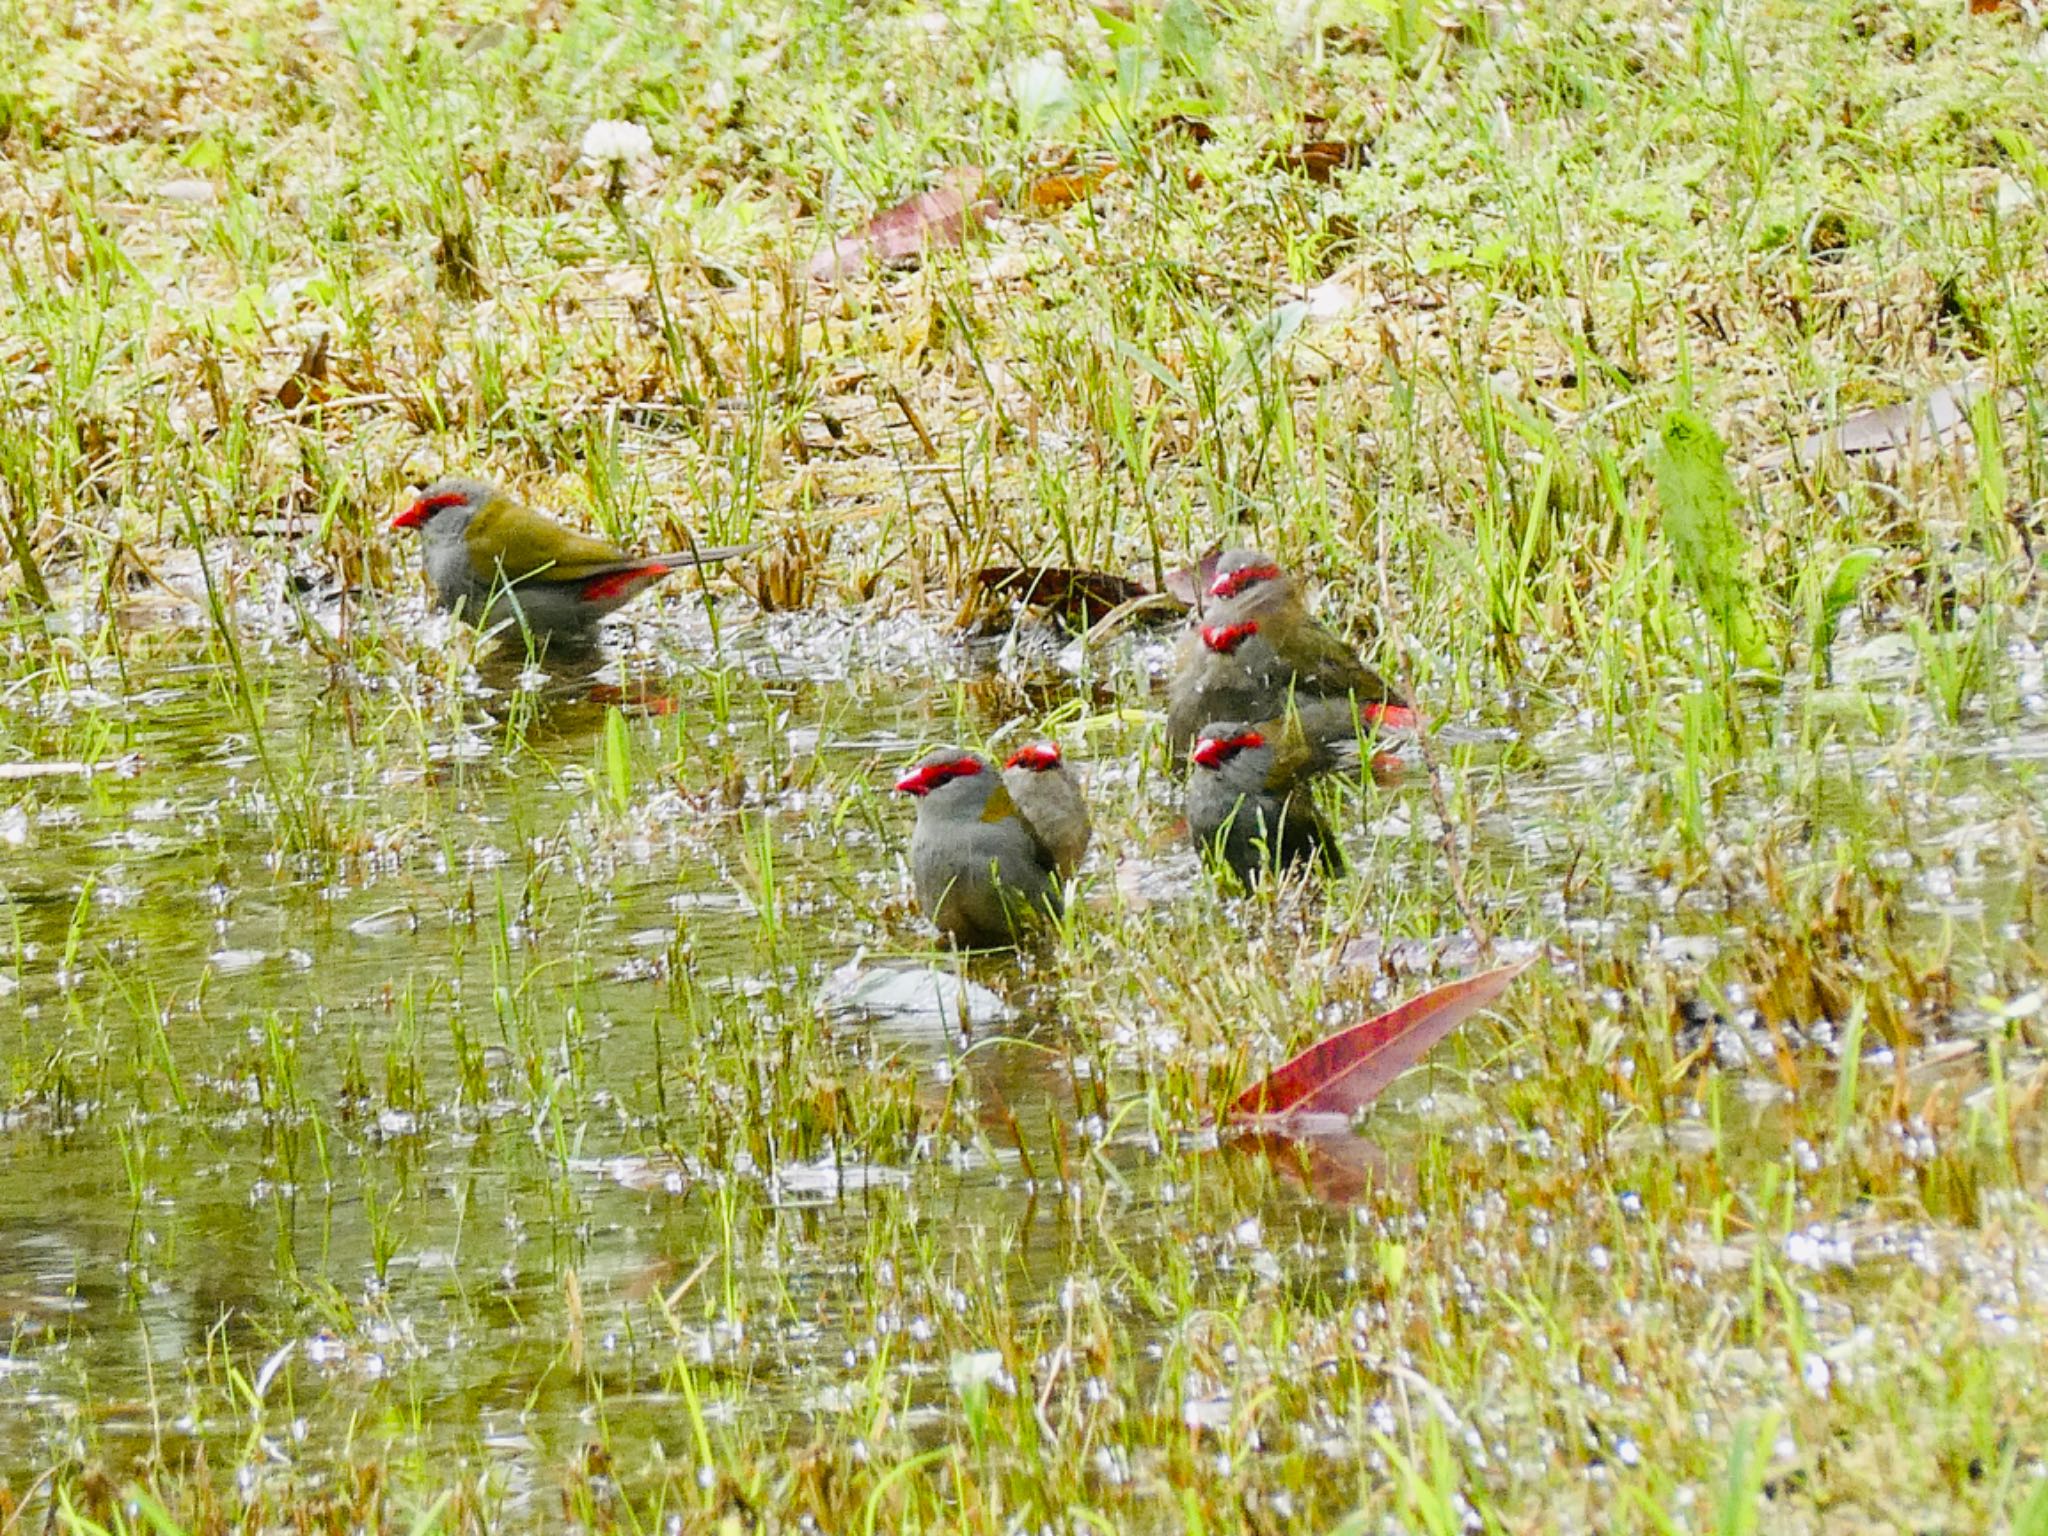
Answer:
[2, 0, 2048, 1531]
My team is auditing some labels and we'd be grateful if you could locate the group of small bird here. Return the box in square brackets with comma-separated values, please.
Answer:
[393, 478, 1414, 951]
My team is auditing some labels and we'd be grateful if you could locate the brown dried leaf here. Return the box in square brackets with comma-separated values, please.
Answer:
[971, 564, 1152, 626]
[274, 331, 330, 409]
[1279, 140, 1366, 182]
[1028, 164, 1115, 212]
[1159, 114, 1216, 144]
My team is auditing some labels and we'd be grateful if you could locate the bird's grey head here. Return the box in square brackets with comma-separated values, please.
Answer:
[392, 476, 498, 546]
[894, 749, 995, 810]
[1190, 722, 1270, 781]
[1206, 550, 1287, 603]
[1003, 744, 1062, 774]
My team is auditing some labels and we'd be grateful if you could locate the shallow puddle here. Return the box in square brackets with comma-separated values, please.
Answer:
[1, 591, 2044, 1518]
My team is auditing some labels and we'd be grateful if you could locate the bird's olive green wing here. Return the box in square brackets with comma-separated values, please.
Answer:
[1258, 716, 1349, 791]
[466, 498, 633, 584]
[1287, 620, 1399, 702]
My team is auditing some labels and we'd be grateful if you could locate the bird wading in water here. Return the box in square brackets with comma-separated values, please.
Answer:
[895, 749, 1064, 948]
[391, 476, 752, 648]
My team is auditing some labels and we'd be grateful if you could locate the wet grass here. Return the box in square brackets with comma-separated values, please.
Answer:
[4, 0, 2048, 1530]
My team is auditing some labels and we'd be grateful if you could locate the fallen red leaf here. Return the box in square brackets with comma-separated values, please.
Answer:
[809, 167, 989, 283]
[1230, 955, 1535, 1121]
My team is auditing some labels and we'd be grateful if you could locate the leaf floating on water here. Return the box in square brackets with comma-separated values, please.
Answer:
[1230, 955, 1536, 1122]
[809, 167, 989, 283]
[590, 1154, 691, 1195]
[585, 682, 679, 717]
[819, 959, 1012, 1030]
[1654, 409, 1777, 675]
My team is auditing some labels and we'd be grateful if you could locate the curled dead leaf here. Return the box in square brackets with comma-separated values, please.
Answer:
[971, 565, 1155, 626]
[274, 331, 330, 409]
[1158, 114, 1216, 144]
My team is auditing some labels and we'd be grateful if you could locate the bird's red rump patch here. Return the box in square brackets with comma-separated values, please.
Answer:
[1004, 744, 1061, 772]
[1191, 730, 1264, 769]
[391, 490, 467, 531]
[580, 563, 669, 602]
[1208, 563, 1281, 600]
[1363, 701, 1417, 730]
[894, 758, 985, 796]
[1201, 620, 1259, 654]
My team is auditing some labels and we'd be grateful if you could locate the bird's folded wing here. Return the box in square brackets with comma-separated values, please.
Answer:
[466, 500, 631, 583]
[1291, 624, 1401, 702]
[1261, 714, 1359, 786]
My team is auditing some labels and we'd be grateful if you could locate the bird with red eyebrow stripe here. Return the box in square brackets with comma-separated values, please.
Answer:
[1187, 717, 1348, 886]
[1000, 743, 1091, 879]
[1165, 549, 1412, 762]
[390, 476, 753, 648]
[894, 748, 1063, 949]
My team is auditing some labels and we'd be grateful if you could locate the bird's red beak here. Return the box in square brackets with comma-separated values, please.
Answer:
[1191, 730, 1263, 770]
[1201, 621, 1259, 654]
[895, 759, 983, 796]
[392, 491, 465, 531]
[1003, 744, 1060, 772]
